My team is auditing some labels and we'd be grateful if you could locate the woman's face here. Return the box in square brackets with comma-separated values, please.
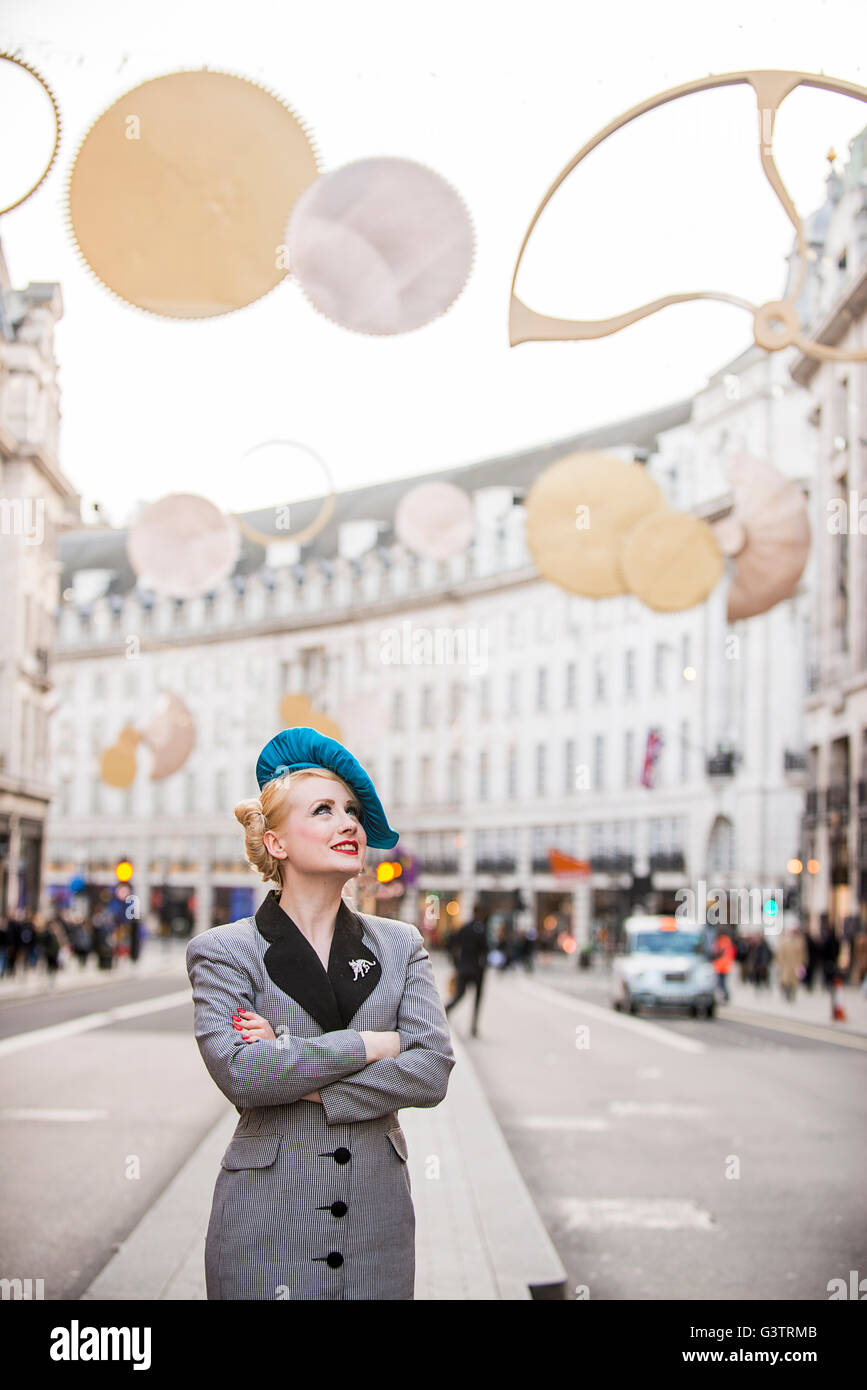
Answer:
[266, 772, 368, 880]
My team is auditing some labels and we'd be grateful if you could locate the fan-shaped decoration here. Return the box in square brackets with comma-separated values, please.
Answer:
[619, 510, 724, 612]
[0, 52, 61, 214]
[524, 450, 667, 597]
[231, 440, 336, 547]
[723, 454, 811, 620]
[287, 156, 475, 334]
[141, 692, 197, 779]
[99, 726, 142, 788]
[394, 480, 475, 561]
[509, 69, 867, 368]
[65, 69, 320, 318]
[126, 494, 240, 600]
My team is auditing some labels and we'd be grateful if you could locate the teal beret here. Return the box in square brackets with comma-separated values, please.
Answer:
[255, 726, 399, 850]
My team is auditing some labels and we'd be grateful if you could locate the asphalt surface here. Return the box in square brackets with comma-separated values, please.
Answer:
[449, 956, 867, 1301]
[1, 952, 864, 1302]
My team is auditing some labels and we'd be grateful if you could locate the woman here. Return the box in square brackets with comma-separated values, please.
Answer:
[186, 726, 455, 1300]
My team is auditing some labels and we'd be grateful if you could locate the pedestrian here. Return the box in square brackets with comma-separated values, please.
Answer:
[736, 932, 751, 984]
[0, 915, 8, 979]
[819, 923, 840, 992]
[444, 904, 490, 1036]
[186, 725, 454, 1300]
[804, 930, 822, 991]
[751, 935, 772, 990]
[852, 926, 867, 988]
[711, 927, 736, 1002]
[92, 908, 115, 971]
[68, 916, 92, 967]
[40, 913, 68, 988]
[519, 924, 538, 972]
[776, 923, 807, 1003]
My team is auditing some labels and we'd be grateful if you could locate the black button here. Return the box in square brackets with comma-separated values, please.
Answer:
[331, 1200, 348, 1218]
[332, 1147, 351, 1165]
[326, 1251, 344, 1268]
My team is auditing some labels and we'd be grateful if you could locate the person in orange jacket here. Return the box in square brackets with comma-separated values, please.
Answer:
[711, 928, 737, 1002]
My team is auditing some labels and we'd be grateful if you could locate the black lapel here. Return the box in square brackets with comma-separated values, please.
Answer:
[254, 891, 381, 1031]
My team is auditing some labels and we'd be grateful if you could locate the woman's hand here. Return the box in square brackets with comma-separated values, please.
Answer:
[358, 1030, 401, 1063]
[233, 1009, 276, 1043]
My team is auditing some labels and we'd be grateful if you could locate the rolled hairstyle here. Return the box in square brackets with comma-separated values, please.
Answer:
[234, 767, 350, 886]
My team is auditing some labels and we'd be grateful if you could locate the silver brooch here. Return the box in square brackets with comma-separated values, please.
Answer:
[349, 958, 373, 980]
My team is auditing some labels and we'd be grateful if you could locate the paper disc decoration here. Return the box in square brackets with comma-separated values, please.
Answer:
[287, 156, 475, 334]
[142, 692, 196, 779]
[724, 454, 810, 621]
[619, 511, 724, 612]
[525, 451, 666, 597]
[65, 69, 320, 318]
[395, 481, 475, 561]
[127, 494, 240, 599]
[100, 726, 142, 788]
[278, 693, 343, 742]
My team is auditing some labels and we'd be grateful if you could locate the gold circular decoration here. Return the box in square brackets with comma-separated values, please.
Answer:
[620, 510, 724, 612]
[65, 68, 320, 318]
[524, 450, 667, 597]
[278, 693, 342, 742]
[0, 52, 61, 214]
[509, 69, 867, 368]
[100, 726, 141, 788]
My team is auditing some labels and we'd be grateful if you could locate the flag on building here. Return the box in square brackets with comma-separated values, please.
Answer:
[640, 728, 664, 788]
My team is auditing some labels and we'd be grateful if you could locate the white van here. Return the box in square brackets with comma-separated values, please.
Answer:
[611, 915, 717, 1018]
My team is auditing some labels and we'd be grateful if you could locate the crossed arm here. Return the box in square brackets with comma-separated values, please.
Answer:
[186, 933, 368, 1109]
[317, 929, 455, 1124]
[186, 928, 455, 1119]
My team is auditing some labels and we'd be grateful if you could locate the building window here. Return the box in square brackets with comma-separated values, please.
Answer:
[213, 771, 226, 812]
[594, 656, 606, 701]
[507, 671, 520, 716]
[654, 643, 668, 691]
[624, 649, 636, 696]
[478, 749, 489, 801]
[624, 730, 634, 787]
[535, 743, 547, 796]
[564, 662, 577, 707]
[593, 734, 605, 790]
[391, 757, 404, 805]
[507, 745, 518, 799]
[420, 756, 433, 802]
[420, 685, 434, 728]
[680, 720, 690, 782]
[184, 772, 196, 815]
[449, 682, 462, 724]
[448, 752, 461, 803]
[564, 739, 575, 794]
[479, 676, 491, 720]
[391, 690, 404, 731]
[536, 667, 547, 712]
[681, 633, 691, 674]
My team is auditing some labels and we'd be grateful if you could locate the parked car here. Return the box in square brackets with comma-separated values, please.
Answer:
[611, 915, 717, 1017]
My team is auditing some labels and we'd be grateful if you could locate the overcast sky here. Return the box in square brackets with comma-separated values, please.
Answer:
[2, 0, 867, 527]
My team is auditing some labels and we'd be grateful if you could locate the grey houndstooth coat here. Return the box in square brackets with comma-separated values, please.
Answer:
[186, 889, 455, 1300]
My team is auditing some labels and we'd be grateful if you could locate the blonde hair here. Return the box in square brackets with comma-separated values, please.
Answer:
[234, 767, 352, 886]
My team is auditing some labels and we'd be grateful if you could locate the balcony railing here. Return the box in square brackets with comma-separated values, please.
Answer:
[784, 749, 807, 773]
[827, 783, 850, 817]
[706, 751, 735, 777]
[421, 858, 459, 875]
[590, 852, 635, 874]
[531, 856, 551, 873]
[649, 850, 686, 873]
[474, 856, 517, 874]
[804, 788, 819, 822]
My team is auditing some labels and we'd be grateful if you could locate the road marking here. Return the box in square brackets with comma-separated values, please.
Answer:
[0, 990, 191, 1056]
[515, 979, 706, 1054]
[508, 1116, 611, 1132]
[555, 1197, 716, 1232]
[0, 1108, 110, 1121]
[719, 1006, 867, 1051]
[609, 1101, 709, 1118]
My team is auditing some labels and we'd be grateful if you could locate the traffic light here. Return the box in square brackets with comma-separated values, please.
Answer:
[115, 859, 134, 882]
[376, 860, 403, 883]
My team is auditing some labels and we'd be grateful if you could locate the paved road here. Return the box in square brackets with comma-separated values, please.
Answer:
[0, 964, 226, 1300]
[446, 956, 867, 1301]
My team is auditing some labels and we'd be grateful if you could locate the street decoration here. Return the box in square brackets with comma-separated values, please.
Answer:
[126, 493, 241, 600]
[720, 453, 811, 621]
[278, 693, 342, 741]
[0, 52, 61, 214]
[619, 509, 724, 612]
[286, 156, 475, 335]
[99, 725, 141, 788]
[509, 69, 867, 368]
[65, 68, 320, 318]
[230, 440, 336, 548]
[394, 480, 475, 560]
[142, 691, 197, 779]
